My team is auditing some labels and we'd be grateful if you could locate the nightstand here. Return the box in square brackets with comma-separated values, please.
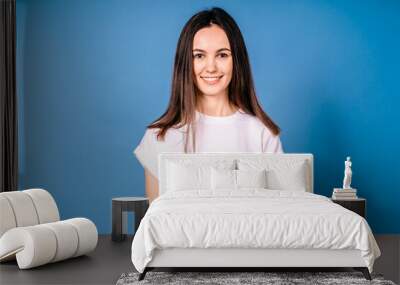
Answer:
[331, 197, 366, 218]
[112, 197, 149, 242]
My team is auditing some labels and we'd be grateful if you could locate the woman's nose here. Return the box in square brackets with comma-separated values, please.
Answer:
[205, 58, 217, 72]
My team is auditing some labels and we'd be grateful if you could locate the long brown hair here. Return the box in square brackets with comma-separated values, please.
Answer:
[148, 7, 280, 152]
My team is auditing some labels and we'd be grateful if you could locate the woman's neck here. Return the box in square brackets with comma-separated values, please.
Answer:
[196, 93, 237, 116]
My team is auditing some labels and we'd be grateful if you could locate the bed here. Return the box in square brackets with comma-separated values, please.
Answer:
[131, 153, 380, 281]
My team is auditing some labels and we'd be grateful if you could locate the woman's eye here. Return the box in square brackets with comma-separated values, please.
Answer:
[193, 54, 204, 59]
[218, 53, 229, 58]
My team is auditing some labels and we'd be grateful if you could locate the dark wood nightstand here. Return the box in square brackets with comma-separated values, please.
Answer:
[112, 197, 149, 242]
[331, 197, 366, 218]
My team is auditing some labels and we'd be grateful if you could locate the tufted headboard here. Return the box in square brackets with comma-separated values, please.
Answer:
[158, 153, 313, 195]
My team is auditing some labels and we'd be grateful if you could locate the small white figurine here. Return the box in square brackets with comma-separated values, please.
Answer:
[342, 156, 352, 189]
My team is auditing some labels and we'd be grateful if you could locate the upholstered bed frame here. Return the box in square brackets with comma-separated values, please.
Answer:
[139, 153, 371, 280]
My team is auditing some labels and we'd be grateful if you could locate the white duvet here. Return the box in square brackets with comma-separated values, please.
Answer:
[131, 190, 380, 273]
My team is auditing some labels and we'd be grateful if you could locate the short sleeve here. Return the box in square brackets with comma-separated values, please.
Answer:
[262, 127, 284, 153]
[134, 129, 159, 179]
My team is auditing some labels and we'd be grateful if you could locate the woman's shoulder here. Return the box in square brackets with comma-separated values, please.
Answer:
[141, 126, 184, 145]
[134, 127, 183, 179]
[237, 109, 270, 129]
[237, 110, 281, 140]
[237, 109, 259, 122]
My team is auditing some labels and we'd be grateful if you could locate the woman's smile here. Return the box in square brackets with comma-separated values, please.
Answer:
[201, 75, 224, 85]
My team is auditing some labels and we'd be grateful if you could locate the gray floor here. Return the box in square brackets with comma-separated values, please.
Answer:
[0, 235, 399, 285]
[374, 235, 400, 284]
[0, 235, 134, 285]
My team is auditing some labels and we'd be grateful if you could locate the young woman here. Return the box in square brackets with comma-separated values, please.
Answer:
[134, 7, 283, 203]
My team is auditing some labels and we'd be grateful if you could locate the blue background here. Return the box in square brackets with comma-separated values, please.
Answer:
[16, 0, 400, 234]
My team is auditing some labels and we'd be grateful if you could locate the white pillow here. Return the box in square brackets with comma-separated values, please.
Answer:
[266, 164, 307, 191]
[166, 162, 210, 191]
[238, 159, 308, 191]
[211, 168, 236, 190]
[236, 169, 267, 189]
[211, 168, 268, 190]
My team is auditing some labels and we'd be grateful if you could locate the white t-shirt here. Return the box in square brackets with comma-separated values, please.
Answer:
[134, 109, 283, 179]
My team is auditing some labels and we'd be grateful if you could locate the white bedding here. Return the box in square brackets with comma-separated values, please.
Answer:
[131, 190, 380, 273]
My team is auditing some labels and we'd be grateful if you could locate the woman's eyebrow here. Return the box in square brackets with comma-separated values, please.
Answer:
[192, 48, 231, 53]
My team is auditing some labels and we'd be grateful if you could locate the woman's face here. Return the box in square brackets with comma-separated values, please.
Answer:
[192, 24, 233, 98]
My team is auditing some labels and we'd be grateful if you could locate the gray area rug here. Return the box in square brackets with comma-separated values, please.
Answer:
[116, 271, 396, 285]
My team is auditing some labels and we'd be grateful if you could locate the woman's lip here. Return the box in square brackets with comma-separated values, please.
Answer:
[201, 75, 223, 84]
